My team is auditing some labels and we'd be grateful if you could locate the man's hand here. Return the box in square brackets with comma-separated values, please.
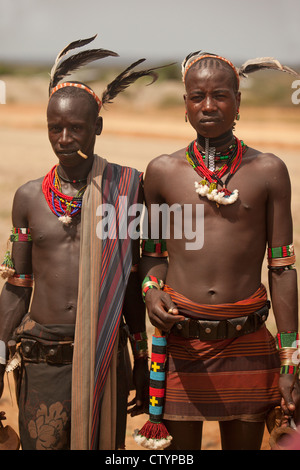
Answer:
[145, 289, 185, 332]
[278, 374, 300, 424]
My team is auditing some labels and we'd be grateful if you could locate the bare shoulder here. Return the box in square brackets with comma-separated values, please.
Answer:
[12, 177, 44, 224]
[144, 149, 185, 202]
[245, 147, 290, 181]
[145, 148, 185, 177]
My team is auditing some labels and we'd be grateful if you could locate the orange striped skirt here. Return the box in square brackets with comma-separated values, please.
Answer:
[163, 284, 281, 422]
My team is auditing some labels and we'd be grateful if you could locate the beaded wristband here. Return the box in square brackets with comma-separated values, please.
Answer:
[141, 239, 168, 258]
[276, 331, 299, 375]
[0, 340, 6, 365]
[142, 275, 164, 302]
[130, 331, 149, 360]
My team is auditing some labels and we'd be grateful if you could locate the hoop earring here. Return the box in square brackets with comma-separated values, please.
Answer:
[185, 111, 188, 122]
[236, 109, 240, 121]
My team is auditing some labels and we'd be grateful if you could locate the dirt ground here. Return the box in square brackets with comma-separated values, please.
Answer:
[0, 77, 299, 450]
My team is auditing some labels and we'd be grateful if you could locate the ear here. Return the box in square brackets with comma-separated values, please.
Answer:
[236, 91, 241, 110]
[183, 93, 187, 108]
[95, 116, 103, 136]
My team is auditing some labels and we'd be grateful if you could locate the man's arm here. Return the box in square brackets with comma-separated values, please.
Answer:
[266, 154, 299, 417]
[0, 185, 33, 397]
[139, 157, 184, 332]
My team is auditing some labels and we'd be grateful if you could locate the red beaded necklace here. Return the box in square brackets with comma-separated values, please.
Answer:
[186, 136, 247, 205]
[187, 137, 244, 188]
[42, 165, 86, 223]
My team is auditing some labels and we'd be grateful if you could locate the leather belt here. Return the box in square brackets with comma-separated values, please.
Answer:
[170, 301, 270, 340]
[20, 338, 73, 364]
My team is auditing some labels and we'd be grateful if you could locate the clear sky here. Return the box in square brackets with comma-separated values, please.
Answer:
[0, 0, 299, 66]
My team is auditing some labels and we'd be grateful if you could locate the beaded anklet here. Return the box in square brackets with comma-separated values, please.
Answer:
[268, 244, 296, 270]
[142, 275, 164, 302]
[276, 331, 299, 375]
[141, 239, 168, 258]
[130, 331, 149, 360]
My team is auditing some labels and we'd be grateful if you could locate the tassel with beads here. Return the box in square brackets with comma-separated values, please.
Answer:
[133, 329, 172, 449]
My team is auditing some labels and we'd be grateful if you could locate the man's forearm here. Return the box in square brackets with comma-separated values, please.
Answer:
[268, 268, 298, 332]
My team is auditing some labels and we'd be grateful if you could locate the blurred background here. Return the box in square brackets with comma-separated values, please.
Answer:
[0, 0, 299, 450]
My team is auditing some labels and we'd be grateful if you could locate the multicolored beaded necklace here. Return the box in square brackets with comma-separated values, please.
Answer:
[42, 165, 87, 224]
[186, 136, 248, 205]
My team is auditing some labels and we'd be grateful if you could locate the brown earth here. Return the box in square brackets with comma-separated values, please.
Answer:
[0, 78, 299, 450]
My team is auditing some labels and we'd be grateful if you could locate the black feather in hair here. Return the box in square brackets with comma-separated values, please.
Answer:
[49, 35, 118, 94]
[102, 59, 174, 105]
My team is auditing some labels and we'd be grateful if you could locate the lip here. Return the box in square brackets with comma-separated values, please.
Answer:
[200, 117, 220, 123]
[57, 149, 78, 156]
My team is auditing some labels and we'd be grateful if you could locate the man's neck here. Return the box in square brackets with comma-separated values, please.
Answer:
[197, 129, 234, 152]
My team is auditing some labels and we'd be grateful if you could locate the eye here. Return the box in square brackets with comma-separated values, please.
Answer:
[48, 126, 61, 133]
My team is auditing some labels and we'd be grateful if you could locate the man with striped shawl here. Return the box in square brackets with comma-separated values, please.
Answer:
[137, 52, 300, 450]
[0, 36, 163, 450]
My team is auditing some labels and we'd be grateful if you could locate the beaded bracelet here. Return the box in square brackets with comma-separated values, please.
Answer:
[130, 331, 149, 360]
[142, 275, 164, 302]
[141, 239, 168, 258]
[276, 331, 299, 375]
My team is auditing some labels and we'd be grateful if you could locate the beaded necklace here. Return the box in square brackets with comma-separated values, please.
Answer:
[186, 136, 248, 205]
[42, 165, 87, 224]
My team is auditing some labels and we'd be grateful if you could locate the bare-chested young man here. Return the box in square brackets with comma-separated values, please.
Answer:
[138, 53, 300, 450]
[0, 37, 163, 450]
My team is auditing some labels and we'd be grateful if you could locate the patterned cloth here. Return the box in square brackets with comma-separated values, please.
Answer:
[163, 284, 281, 422]
[71, 155, 142, 449]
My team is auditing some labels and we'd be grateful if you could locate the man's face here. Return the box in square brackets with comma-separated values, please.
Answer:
[184, 65, 241, 139]
[47, 94, 102, 167]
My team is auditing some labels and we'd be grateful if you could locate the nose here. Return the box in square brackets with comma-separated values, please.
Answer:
[202, 96, 217, 113]
[59, 128, 73, 146]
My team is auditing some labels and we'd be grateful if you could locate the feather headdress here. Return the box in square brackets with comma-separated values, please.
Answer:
[49, 35, 174, 111]
[238, 57, 299, 78]
[101, 58, 170, 105]
[181, 50, 299, 84]
[49, 34, 118, 94]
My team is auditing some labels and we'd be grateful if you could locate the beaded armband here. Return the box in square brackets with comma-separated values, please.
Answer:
[267, 244, 296, 271]
[0, 228, 32, 280]
[7, 274, 34, 288]
[10, 228, 32, 242]
[141, 239, 168, 258]
[276, 331, 300, 375]
[130, 331, 149, 360]
[142, 275, 164, 302]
